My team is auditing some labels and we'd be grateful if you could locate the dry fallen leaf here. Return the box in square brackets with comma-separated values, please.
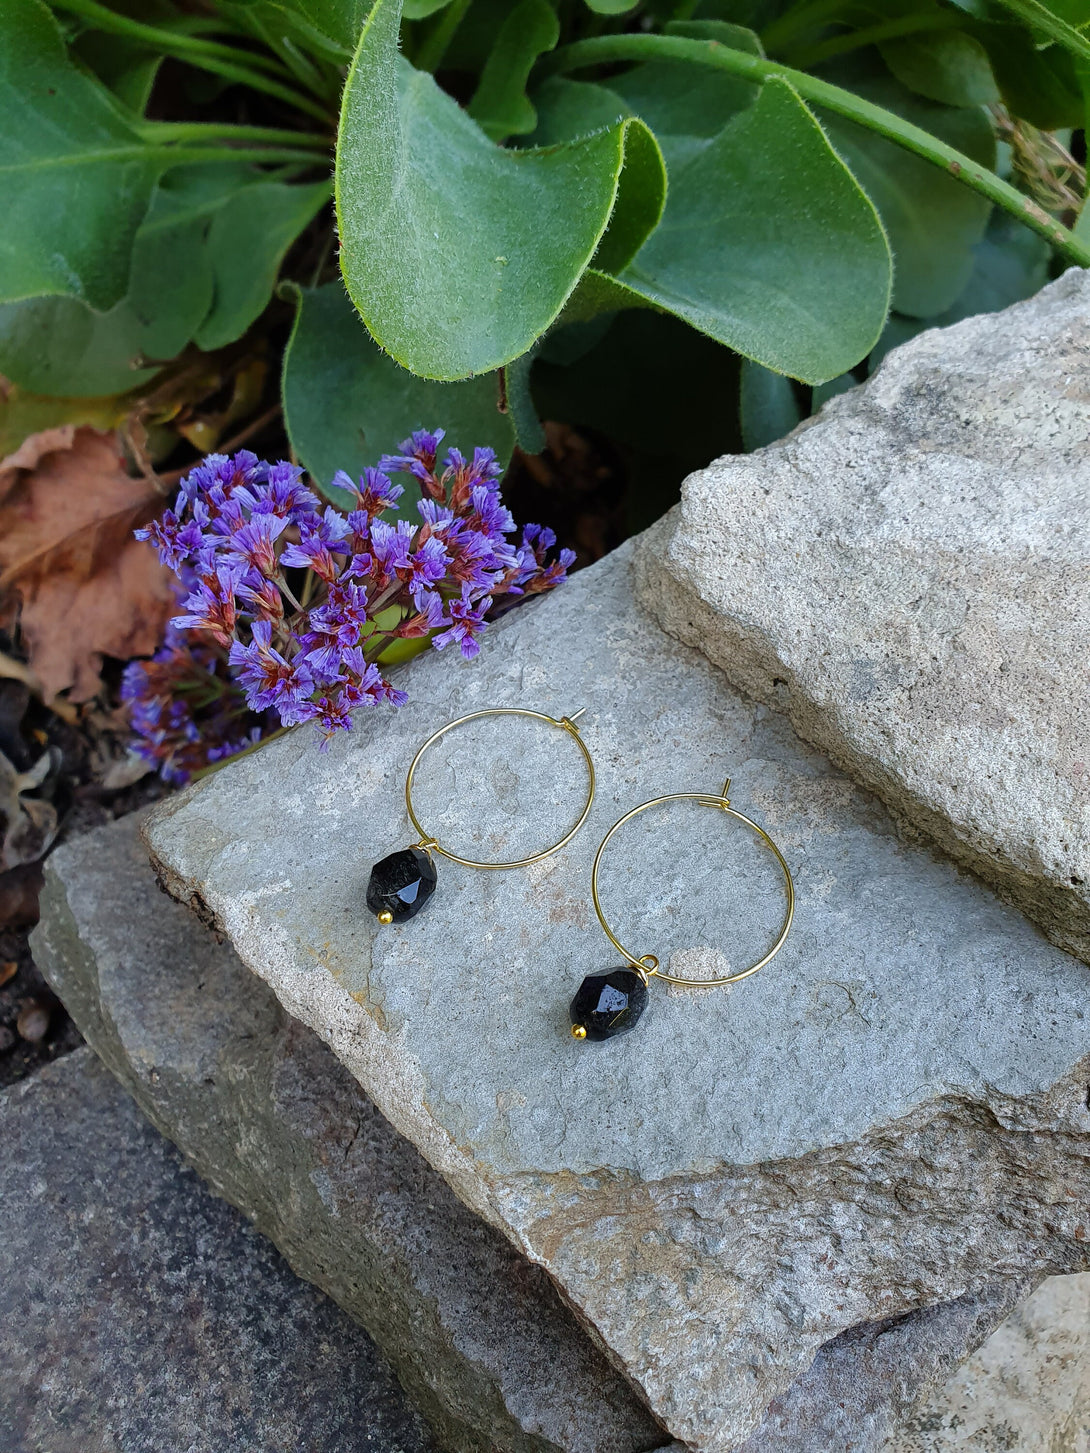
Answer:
[0, 744, 59, 870]
[0, 426, 175, 701]
[0, 862, 43, 929]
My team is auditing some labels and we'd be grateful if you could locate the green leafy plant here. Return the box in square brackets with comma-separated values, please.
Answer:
[2, 0, 1087, 505]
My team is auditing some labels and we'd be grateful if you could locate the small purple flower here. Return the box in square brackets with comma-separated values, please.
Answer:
[236, 569, 285, 622]
[226, 514, 288, 576]
[296, 579, 371, 674]
[245, 461, 319, 522]
[397, 589, 448, 639]
[415, 496, 453, 531]
[335, 466, 405, 520]
[368, 517, 415, 581]
[446, 445, 502, 487]
[337, 646, 388, 706]
[379, 429, 445, 493]
[311, 692, 355, 744]
[405, 534, 450, 602]
[465, 484, 515, 540]
[433, 586, 491, 660]
[135, 510, 208, 571]
[172, 561, 245, 644]
[279, 507, 350, 581]
[229, 620, 314, 719]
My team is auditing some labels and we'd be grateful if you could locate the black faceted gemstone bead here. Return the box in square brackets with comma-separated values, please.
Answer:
[570, 969, 648, 1042]
[367, 847, 437, 923]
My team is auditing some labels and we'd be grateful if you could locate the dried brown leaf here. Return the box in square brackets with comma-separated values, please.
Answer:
[0, 862, 43, 930]
[0, 426, 174, 701]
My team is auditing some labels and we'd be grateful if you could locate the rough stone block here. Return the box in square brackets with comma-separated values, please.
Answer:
[889, 1272, 1090, 1452]
[139, 541, 1090, 1452]
[0, 1048, 436, 1453]
[36, 814, 1081, 1452]
[635, 268, 1090, 961]
[33, 816, 664, 1453]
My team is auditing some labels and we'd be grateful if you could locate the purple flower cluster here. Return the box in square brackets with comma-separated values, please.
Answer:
[121, 616, 261, 787]
[128, 431, 573, 775]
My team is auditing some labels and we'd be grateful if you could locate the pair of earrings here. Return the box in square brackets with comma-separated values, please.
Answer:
[366, 707, 795, 1043]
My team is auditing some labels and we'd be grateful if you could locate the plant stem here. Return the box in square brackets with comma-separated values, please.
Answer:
[415, 0, 473, 72]
[52, 0, 333, 123]
[990, 0, 1090, 65]
[544, 34, 1090, 266]
[363, 631, 397, 663]
[138, 121, 332, 150]
[53, 0, 289, 77]
[146, 145, 331, 167]
[785, 12, 963, 69]
[760, 0, 849, 54]
[160, 53, 334, 124]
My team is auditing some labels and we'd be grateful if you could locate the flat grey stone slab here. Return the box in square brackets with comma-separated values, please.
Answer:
[34, 813, 1060, 1453]
[143, 542, 1090, 1451]
[33, 816, 664, 1453]
[0, 1048, 436, 1453]
[636, 268, 1090, 962]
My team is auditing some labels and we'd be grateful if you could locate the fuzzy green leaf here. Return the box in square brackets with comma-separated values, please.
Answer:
[879, 31, 999, 106]
[0, 0, 161, 309]
[467, 0, 560, 141]
[0, 169, 328, 395]
[0, 167, 226, 396]
[218, 0, 366, 56]
[336, 0, 656, 379]
[612, 78, 893, 384]
[973, 17, 1084, 127]
[605, 23, 762, 136]
[501, 349, 546, 453]
[819, 67, 995, 318]
[528, 76, 631, 144]
[281, 282, 515, 495]
[195, 179, 330, 351]
[867, 211, 1051, 372]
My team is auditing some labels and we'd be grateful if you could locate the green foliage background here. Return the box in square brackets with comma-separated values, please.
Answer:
[1, 0, 1087, 517]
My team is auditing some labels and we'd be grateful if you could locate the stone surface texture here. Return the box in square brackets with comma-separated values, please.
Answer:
[36, 812, 1071, 1453]
[142, 541, 1090, 1452]
[888, 1272, 1090, 1452]
[0, 1048, 436, 1453]
[32, 815, 665, 1453]
[635, 267, 1090, 962]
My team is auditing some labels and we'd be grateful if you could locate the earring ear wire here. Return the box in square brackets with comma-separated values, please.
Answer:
[366, 707, 596, 925]
[570, 784, 795, 1043]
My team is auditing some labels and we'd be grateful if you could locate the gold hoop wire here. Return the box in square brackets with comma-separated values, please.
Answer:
[590, 785, 795, 988]
[404, 708, 595, 871]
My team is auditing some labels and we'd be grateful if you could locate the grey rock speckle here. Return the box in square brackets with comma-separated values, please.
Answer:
[0, 1048, 436, 1453]
[140, 542, 1090, 1451]
[635, 267, 1090, 962]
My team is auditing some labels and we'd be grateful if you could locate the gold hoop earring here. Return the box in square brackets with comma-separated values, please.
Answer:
[368, 707, 595, 924]
[570, 778, 795, 1042]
